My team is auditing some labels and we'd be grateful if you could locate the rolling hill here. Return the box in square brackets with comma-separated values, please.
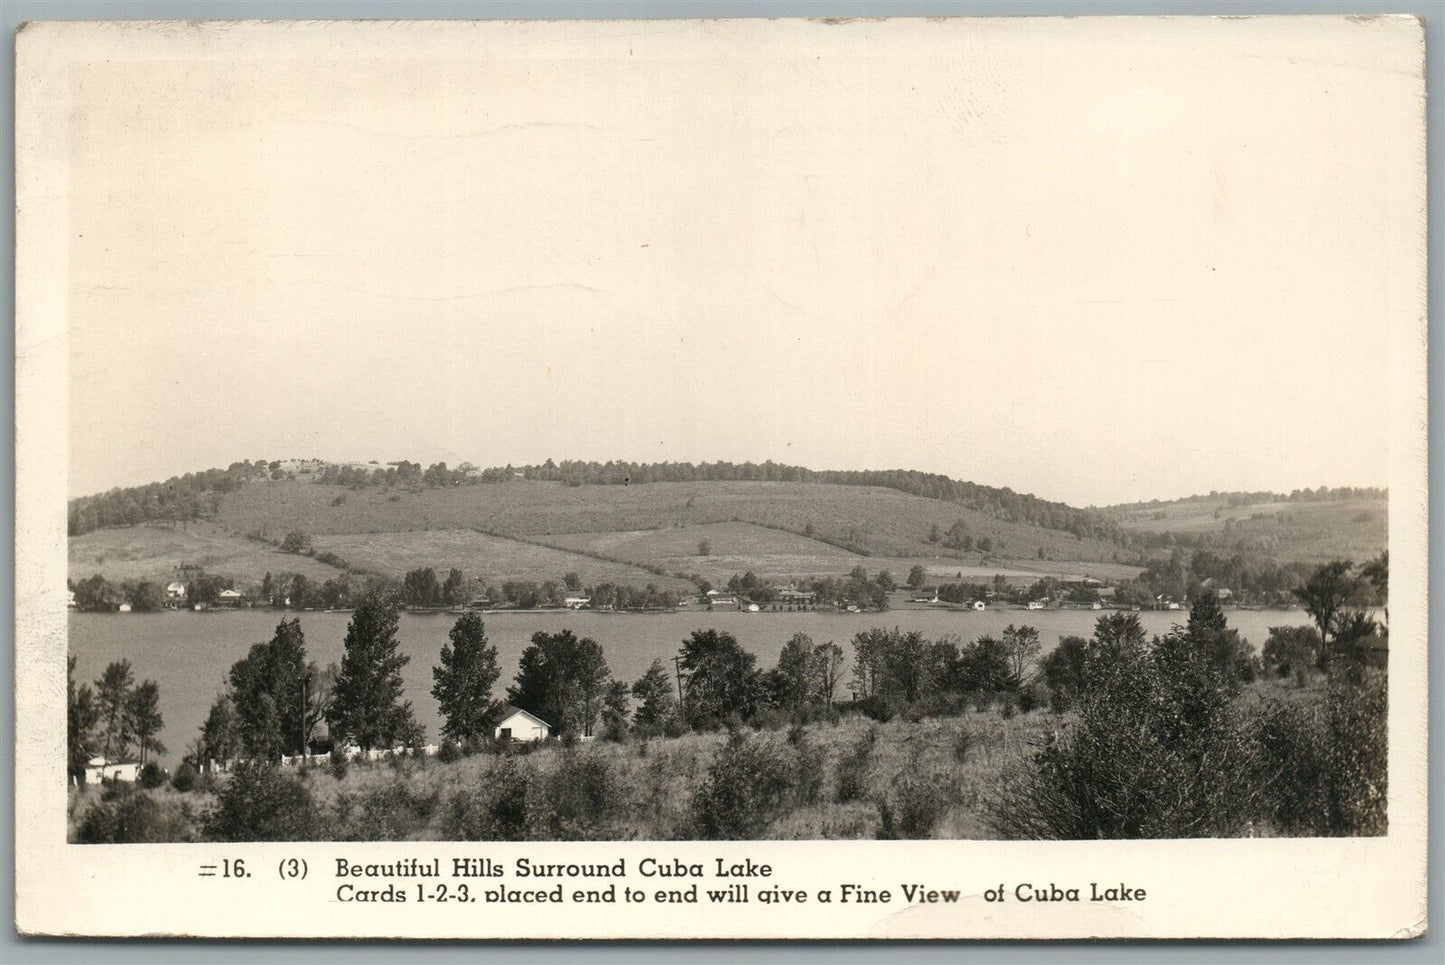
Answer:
[67, 462, 1386, 595]
[1103, 490, 1387, 563]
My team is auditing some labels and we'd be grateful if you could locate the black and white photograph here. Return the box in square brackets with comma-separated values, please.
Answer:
[15, 14, 1428, 940]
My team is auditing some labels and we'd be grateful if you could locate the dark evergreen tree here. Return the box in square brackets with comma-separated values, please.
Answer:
[327, 598, 418, 750]
[630, 659, 676, 726]
[127, 679, 166, 766]
[228, 619, 315, 760]
[94, 659, 135, 761]
[432, 613, 501, 743]
[67, 655, 99, 784]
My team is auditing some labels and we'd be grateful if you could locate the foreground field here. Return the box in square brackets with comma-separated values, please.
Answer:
[68, 710, 1054, 842]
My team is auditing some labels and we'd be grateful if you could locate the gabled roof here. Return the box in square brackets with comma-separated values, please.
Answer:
[496, 704, 551, 729]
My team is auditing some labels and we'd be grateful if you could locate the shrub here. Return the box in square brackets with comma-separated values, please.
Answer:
[852, 696, 897, 724]
[835, 728, 877, 804]
[171, 763, 199, 793]
[329, 750, 350, 781]
[77, 789, 195, 843]
[1263, 625, 1322, 679]
[790, 736, 826, 807]
[137, 763, 166, 789]
[1016, 685, 1043, 715]
[437, 741, 462, 764]
[688, 731, 794, 839]
[443, 757, 533, 840]
[536, 751, 618, 839]
[204, 763, 320, 841]
[335, 780, 440, 841]
[986, 628, 1261, 840]
[1251, 670, 1386, 836]
[877, 772, 949, 840]
[952, 727, 975, 764]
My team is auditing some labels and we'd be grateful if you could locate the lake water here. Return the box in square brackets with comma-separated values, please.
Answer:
[69, 606, 1317, 766]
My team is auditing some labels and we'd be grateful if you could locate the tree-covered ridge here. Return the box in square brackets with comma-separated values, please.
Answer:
[68, 460, 276, 535]
[1104, 486, 1387, 512]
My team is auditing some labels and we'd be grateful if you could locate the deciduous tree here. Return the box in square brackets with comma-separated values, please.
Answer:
[1293, 561, 1359, 671]
[678, 629, 758, 728]
[508, 630, 612, 737]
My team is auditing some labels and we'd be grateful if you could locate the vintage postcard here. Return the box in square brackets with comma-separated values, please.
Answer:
[14, 16, 1426, 939]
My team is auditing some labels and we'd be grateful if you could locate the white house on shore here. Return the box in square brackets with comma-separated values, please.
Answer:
[165, 581, 187, 602]
[84, 756, 140, 784]
[495, 704, 551, 743]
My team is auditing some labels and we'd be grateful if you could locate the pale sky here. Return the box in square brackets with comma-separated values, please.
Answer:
[63, 18, 1421, 506]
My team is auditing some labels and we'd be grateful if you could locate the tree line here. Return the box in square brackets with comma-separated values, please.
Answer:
[67, 656, 165, 783]
[1111, 548, 1388, 609]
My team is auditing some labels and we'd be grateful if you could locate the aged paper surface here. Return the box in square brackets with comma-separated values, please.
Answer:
[15, 17, 1426, 939]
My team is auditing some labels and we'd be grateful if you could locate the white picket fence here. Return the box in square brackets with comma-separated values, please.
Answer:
[279, 744, 440, 767]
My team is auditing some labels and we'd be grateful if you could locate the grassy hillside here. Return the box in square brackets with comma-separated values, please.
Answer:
[214, 478, 1132, 563]
[309, 530, 695, 590]
[1106, 494, 1387, 563]
[542, 522, 1140, 586]
[68, 521, 345, 584]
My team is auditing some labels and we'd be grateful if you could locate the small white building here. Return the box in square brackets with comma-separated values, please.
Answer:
[494, 705, 551, 743]
[217, 589, 244, 606]
[85, 756, 140, 784]
[165, 581, 188, 601]
[564, 596, 591, 609]
[973, 600, 986, 611]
